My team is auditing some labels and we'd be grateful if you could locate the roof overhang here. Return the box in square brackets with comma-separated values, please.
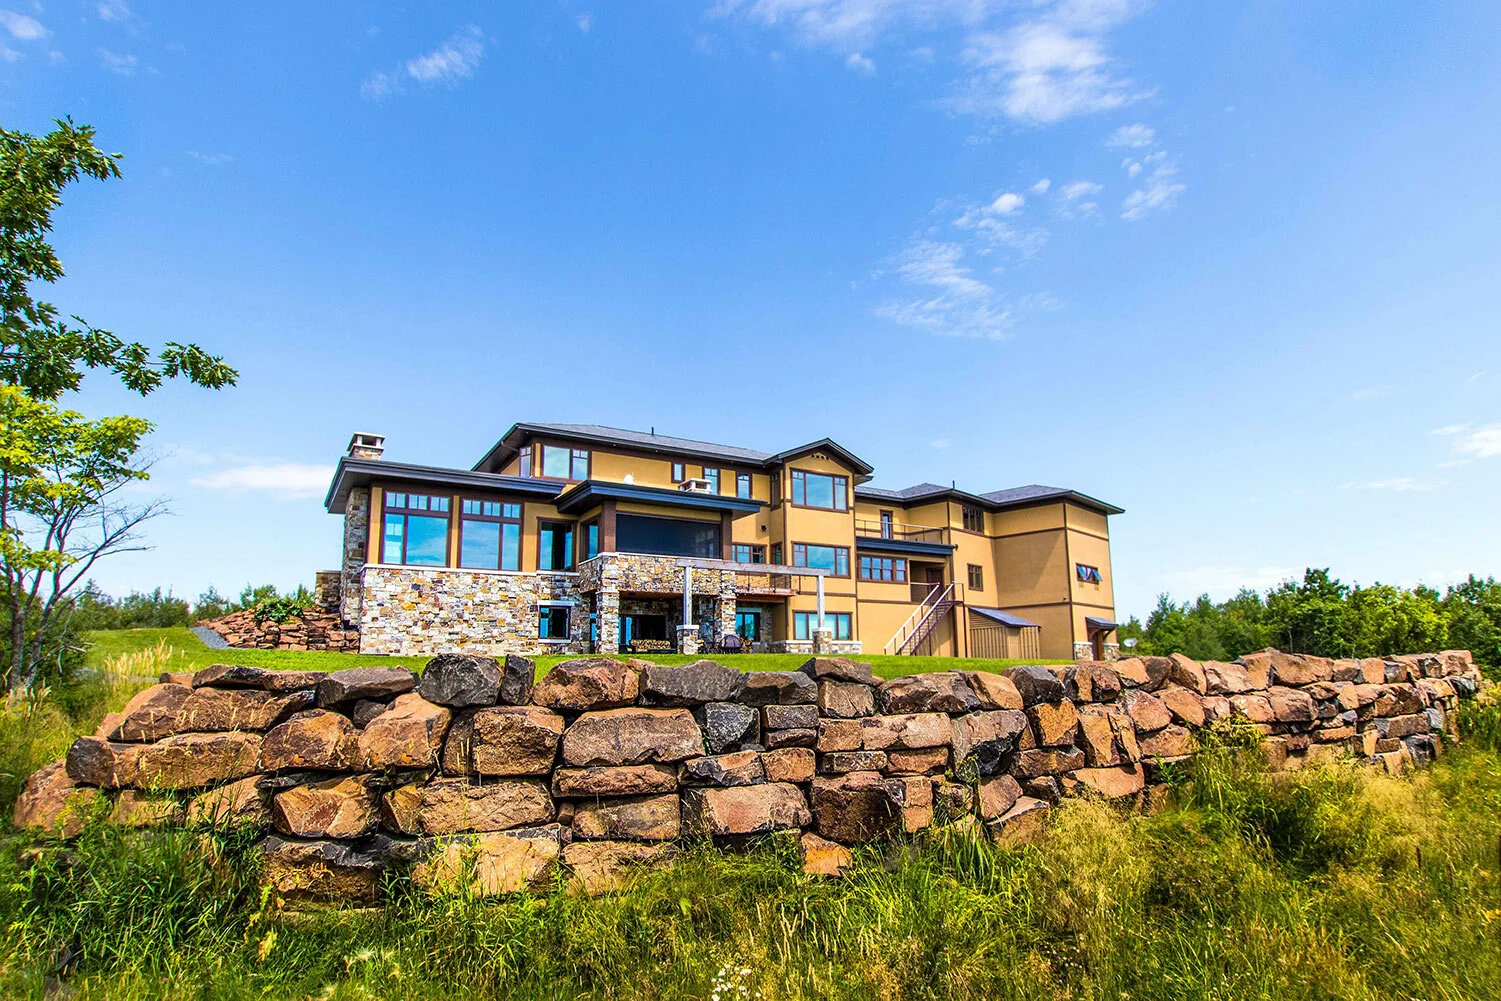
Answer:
[553, 480, 765, 516]
[769, 438, 874, 476]
[475, 423, 778, 475]
[324, 456, 561, 514]
[1085, 616, 1120, 632]
[970, 606, 1041, 628]
[853, 536, 955, 558]
[854, 485, 1123, 516]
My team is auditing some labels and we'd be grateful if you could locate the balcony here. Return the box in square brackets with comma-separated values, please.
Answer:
[853, 519, 954, 556]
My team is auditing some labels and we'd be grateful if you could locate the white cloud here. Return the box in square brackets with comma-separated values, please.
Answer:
[1121, 153, 1184, 220]
[845, 51, 875, 74]
[187, 151, 233, 166]
[576, 12, 593, 33]
[713, 0, 1001, 52]
[191, 463, 335, 499]
[1434, 423, 1501, 459]
[1106, 122, 1153, 147]
[97, 49, 138, 74]
[364, 24, 485, 100]
[0, 10, 48, 41]
[1030, 178, 1051, 194]
[1060, 179, 1102, 199]
[875, 239, 1017, 340]
[930, 438, 951, 450]
[988, 191, 1024, 214]
[1361, 477, 1448, 492]
[97, 1, 131, 21]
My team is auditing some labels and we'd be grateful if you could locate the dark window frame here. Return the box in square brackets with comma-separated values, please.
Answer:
[538, 443, 591, 482]
[961, 505, 985, 533]
[537, 519, 577, 571]
[702, 466, 720, 494]
[380, 490, 452, 566]
[1076, 563, 1102, 584]
[736, 472, 752, 499]
[791, 541, 850, 577]
[457, 496, 523, 571]
[538, 604, 571, 640]
[967, 563, 984, 590]
[731, 543, 766, 564]
[789, 468, 849, 511]
[770, 542, 783, 566]
[859, 555, 907, 582]
[581, 518, 601, 561]
[671, 462, 686, 483]
[794, 611, 852, 641]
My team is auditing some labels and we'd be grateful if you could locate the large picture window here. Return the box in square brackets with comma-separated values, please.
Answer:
[540, 445, 589, 480]
[381, 492, 450, 566]
[617, 513, 720, 558]
[538, 521, 575, 570]
[792, 543, 849, 577]
[794, 611, 851, 640]
[791, 469, 847, 510]
[859, 555, 907, 582]
[459, 499, 521, 570]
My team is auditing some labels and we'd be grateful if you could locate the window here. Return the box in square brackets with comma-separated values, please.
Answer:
[516, 447, 531, 478]
[880, 510, 893, 539]
[672, 462, 686, 482]
[459, 499, 521, 570]
[731, 543, 766, 564]
[790, 469, 848, 510]
[538, 604, 571, 640]
[859, 555, 907, 582]
[794, 611, 852, 640]
[616, 514, 720, 558]
[962, 505, 984, 532]
[538, 521, 575, 570]
[381, 492, 450, 566]
[770, 543, 783, 565]
[582, 520, 600, 560]
[1076, 563, 1102, 584]
[770, 475, 781, 507]
[792, 543, 850, 577]
[967, 563, 984, 590]
[540, 445, 589, 480]
[700, 467, 720, 493]
[735, 610, 761, 641]
[736, 473, 752, 499]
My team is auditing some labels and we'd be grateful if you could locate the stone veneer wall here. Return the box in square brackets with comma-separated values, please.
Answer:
[340, 486, 370, 626]
[17, 648, 1484, 900]
[359, 566, 589, 656]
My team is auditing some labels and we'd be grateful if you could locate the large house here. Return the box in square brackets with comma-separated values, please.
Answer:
[322, 424, 1122, 661]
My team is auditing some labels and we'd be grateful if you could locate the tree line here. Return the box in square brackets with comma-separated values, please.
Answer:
[1120, 569, 1501, 670]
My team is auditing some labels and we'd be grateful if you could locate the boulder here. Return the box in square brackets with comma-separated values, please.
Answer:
[1120, 690, 1172, 732]
[933, 779, 975, 821]
[1011, 747, 1085, 778]
[1108, 709, 1142, 762]
[1229, 694, 1276, 723]
[1026, 701, 1079, 747]
[640, 660, 746, 707]
[191, 664, 325, 692]
[1140, 657, 1174, 691]
[763, 704, 819, 730]
[471, 706, 564, 776]
[186, 776, 268, 827]
[1003, 665, 1068, 706]
[743, 671, 817, 706]
[159, 671, 195, 687]
[532, 658, 641, 711]
[950, 710, 1029, 778]
[351, 699, 392, 729]
[884, 747, 950, 775]
[562, 840, 676, 895]
[1157, 686, 1207, 728]
[1139, 725, 1195, 758]
[798, 656, 875, 685]
[1201, 660, 1254, 695]
[977, 774, 1023, 819]
[441, 709, 478, 775]
[260, 710, 362, 772]
[108, 683, 191, 742]
[1070, 762, 1145, 799]
[1166, 654, 1207, 695]
[809, 772, 909, 843]
[859, 712, 953, 751]
[173, 687, 313, 732]
[694, 702, 759, 754]
[819, 751, 889, 774]
[259, 835, 384, 905]
[135, 732, 263, 790]
[1069, 664, 1122, 703]
[497, 654, 538, 706]
[108, 790, 183, 827]
[1235, 651, 1274, 689]
[13, 761, 100, 835]
[1111, 657, 1150, 688]
[816, 719, 864, 752]
[963, 671, 1024, 710]
[65, 737, 143, 788]
[761, 747, 816, 783]
[571, 793, 680, 841]
[1075, 706, 1119, 766]
[1269, 652, 1333, 687]
[552, 764, 678, 797]
[412, 827, 561, 895]
[876, 673, 980, 714]
[1266, 686, 1317, 724]
[799, 832, 852, 876]
[817, 680, 876, 718]
[1369, 713, 1430, 739]
[764, 728, 816, 749]
[682, 783, 811, 836]
[359, 693, 451, 769]
[678, 750, 765, 787]
[383, 778, 554, 835]
[417, 653, 502, 708]
[1021, 776, 1062, 805]
[560, 708, 704, 767]
[316, 667, 418, 707]
[987, 797, 1050, 847]
[273, 776, 378, 839]
[94, 711, 124, 739]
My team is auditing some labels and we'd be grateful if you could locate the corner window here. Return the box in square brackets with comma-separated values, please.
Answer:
[702, 467, 720, 493]
[539, 604, 571, 640]
[967, 563, 984, 590]
[540, 445, 590, 480]
[859, 555, 907, 582]
[770, 543, 783, 566]
[539, 521, 575, 570]
[792, 543, 849, 577]
[962, 505, 984, 532]
[794, 611, 851, 640]
[736, 473, 752, 499]
[672, 462, 686, 482]
[1076, 564, 1102, 584]
[583, 520, 600, 560]
[381, 492, 451, 566]
[790, 469, 848, 511]
[731, 543, 766, 564]
[516, 447, 531, 478]
[459, 498, 521, 570]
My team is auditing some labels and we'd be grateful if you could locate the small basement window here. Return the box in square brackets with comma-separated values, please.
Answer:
[539, 604, 571, 640]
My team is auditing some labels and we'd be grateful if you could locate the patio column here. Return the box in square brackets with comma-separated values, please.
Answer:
[816, 573, 826, 631]
[683, 565, 693, 627]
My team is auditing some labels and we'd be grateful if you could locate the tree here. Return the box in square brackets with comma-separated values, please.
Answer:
[1, 118, 236, 398]
[0, 386, 157, 688]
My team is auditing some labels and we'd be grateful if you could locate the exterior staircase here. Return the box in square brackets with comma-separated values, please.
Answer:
[884, 582, 958, 656]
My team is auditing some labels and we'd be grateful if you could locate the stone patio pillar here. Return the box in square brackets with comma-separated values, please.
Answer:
[676, 625, 700, 655]
[812, 628, 834, 655]
[596, 588, 620, 654]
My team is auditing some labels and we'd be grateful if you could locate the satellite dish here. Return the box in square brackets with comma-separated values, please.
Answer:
[1123, 638, 1139, 649]
[623, 474, 635, 484]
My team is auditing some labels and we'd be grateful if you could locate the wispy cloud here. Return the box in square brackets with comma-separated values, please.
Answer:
[362, 24, 485, 100]
[1360, 477, 1448, 492]
[1433, 423, 1501, 459]
[1119, 142, 1185, 220]
[0, 10, 48, 41]
[187, 151, 234, 166]
[845, 51, 875, 75]
[191, 463, 334, 500]
[575, 12, 593, 33]
[1106, 122, 1155, 147]
[874, 239, 1017, 340]
[930, 438, 951, 450]
[97, 1, 131, 22]
[97, 49, 138, 74]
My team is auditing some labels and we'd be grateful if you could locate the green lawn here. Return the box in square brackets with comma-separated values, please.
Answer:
[83, 627, 1061, 681]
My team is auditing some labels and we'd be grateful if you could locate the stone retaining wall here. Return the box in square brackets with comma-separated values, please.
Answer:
[200, 609, 361, 653]
[16, 648, 1484, 899]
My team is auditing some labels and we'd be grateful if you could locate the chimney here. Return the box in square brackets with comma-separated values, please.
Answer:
[348, 432, 386, 460]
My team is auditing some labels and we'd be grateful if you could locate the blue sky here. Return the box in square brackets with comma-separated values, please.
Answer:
[4, 0, 1500, 620]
